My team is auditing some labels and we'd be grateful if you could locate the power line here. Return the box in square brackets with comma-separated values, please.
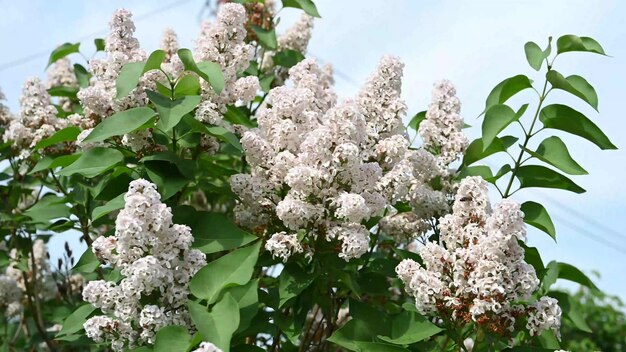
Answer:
[557, 215, 626, 255]
[0, 0, 192, 73]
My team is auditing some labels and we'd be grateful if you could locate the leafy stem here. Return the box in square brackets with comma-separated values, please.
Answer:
[502, 68, 552, 198]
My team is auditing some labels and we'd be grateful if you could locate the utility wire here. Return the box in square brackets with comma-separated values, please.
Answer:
[0, 0, 192, 72]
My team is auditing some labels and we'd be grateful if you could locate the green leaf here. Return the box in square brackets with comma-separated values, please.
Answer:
[141, 152, 196, 179]
[484, 75, 533, 112]
[515, 165, 585, 193]
[84, 107, 157, 143]
[521, 201, 556, 241]
[463, 135, 518, 166]
[72, 248, 100, 274]
[541, 261, 560, 292]
[47, 42, 80, 67]
[349, 300, 391, 337]
[543, 36, 553, 58]
[408, 111, 426, 131]
[524, 41, 544, 71]
[29, 154, 81, 174]
[556, 262, 598, 290]
[74, 64, 91, 88]
[282, 0, 321, 17]
[115, 62, 144, 98]
[482, 104, 523, 150]
[23, 194, 70, 223]
[56, 304, 96, 338]
[556, 34, 606, 55]
[197, 61, 226, 95]
[546, 71, 598, 111]
[91, 192, 126, 220]
[251, 25, 277, 50]
[259, 75, 274, 93]
[206, 126, 242, 151]
[94, 38, 106, 51]
[327, 319, 373, 351]
[548, 291, 592, 333]
[144, 161, 188, 200]
[154, 325, 191, 352]
[522, 136, 587, 175]
[354, 342, 409, 352]
[172, 207, 257, 253]
[524, 244, 545, 274]
[223, 280, 259, 333]
[47, 86, 79, 98]
[457, 165, 493, 181]
[177, 49, 225, 94]
[189, 294, 240, 352]
[57, 147, 124, 178]
[272, 49, 305, 68]
[224, 105, 256, 128]
[377, 310, 443, 345]
[33, 126, 80, 150]
[279, 264, 316, 307]
[539, 104, 616, 150]
[174, 74, 201, 98]
[190, 241, 261, 303]
[115, 50, 166, 98]
[146, 90, 201, 131]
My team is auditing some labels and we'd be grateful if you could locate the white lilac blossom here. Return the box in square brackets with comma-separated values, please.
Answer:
[395, 176, 561, 339]
[2, 78, 69, 158]
[83, 179, 206, 351]
[192, 342, 223, 352]
[231, 57, 414, 261]
[78, 9, 150, 119]
[194, 3, 260, 128]
[47, 57, 79, 111]
[76, 9, 160, 153]
[377, 80, 470, 244]
[0, 275, 23, 318]
[0, 88, 10, 127]
[527, 296, 562, 339]
[5, 239, 58, 301]
[265, 232, 304, 262]
[419, 79, 468, 168]
[277, 14, 314, 53]
[160, 28, 184, 79]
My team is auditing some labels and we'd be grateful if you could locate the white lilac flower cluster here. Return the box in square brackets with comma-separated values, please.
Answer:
[47, 57, 79, 111]
[419, 79, 468, 168]
[82, 179, 207, 351]
[378, 80, 469, 244]
[76, 9, 158, 152]
[78, 9, 152, 119]
[231, 56, 423, 262]
[5, 239, 58, 302]
[0, 274, 22, 318]
[395, 176, 562, 339]
[0, 88, 10, 126]
[2, 78, 69, 158]
[193, 3, 260, 129]
[192, 342, 223, 352]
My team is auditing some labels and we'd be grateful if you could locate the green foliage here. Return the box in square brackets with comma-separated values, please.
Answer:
[561, 288, 626, 352]
[47, 42, 80, 67]
[177, 48, 225, 94]
[57, 148, 124, 178]
[84, 107, 157, 143]
[116, 50, 166, 98]
[520, 201, 556, 240]
[190, 241, 261, 303]
[282, 0, 321, 17]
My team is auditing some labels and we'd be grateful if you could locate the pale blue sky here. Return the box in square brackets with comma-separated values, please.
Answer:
[1, 0, 624, 299]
